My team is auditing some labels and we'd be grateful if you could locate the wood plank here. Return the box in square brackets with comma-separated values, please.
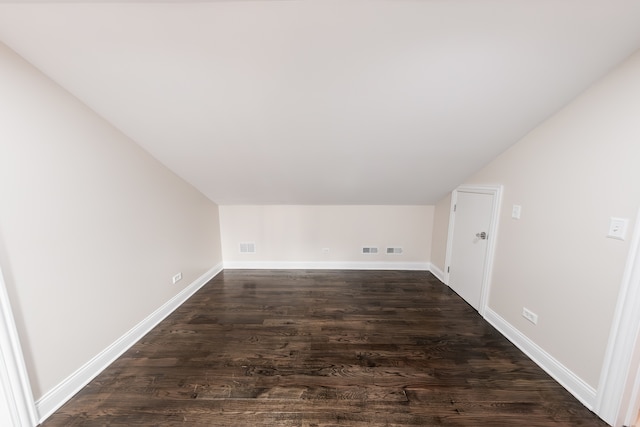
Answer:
[41, 270, 606, 426]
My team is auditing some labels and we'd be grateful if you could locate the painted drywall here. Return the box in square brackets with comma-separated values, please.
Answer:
[2, 1, 640, 206]
[430, 193, 451, 280]
[433, 49, 640, 389]
[220, 205, 433, 268]
[0, 42, 222, 401]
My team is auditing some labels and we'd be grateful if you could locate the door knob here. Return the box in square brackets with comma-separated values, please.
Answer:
[475, 231, 487, 240]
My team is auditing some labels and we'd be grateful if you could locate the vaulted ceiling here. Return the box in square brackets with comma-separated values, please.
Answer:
[1, 0, 640, 205]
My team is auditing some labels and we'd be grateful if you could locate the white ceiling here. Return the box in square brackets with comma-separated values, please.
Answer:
[1, 1, 640, 205]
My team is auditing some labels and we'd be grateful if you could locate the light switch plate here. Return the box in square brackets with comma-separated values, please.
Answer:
[607, 217, 628, 240]
[512, 205, 522, 219]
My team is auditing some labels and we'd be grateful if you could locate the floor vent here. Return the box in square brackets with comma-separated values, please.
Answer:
[239, 242, 256, 253]
[362, 247, 378, 254]
[386, 247, 403, 255]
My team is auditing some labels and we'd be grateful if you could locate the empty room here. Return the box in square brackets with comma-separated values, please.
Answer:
[2, 1, 640, 426]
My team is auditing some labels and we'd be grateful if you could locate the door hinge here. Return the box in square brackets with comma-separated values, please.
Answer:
[447, 266, 450, 273]
[453, 204, 457, 212]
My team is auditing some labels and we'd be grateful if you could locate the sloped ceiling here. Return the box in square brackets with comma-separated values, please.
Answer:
[1, 1, 640, 205]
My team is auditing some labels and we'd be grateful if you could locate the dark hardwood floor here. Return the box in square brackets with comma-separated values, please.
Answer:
[41, 270, 607, 426]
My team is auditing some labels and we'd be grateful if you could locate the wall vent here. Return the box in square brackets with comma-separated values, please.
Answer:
[239, 242, 256, 253]
[386, 247, 403, 255]
[362, 247, 378, 254]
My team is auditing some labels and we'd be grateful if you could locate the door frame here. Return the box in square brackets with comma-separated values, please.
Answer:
[596, 207, 640, 426]
[444, 184, 503, 316]
[0, 264, 37, 426]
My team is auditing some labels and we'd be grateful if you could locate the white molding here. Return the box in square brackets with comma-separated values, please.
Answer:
[484, 308, 597, 410]
[478, 186, 502, 317]
[624, 366, 640, 426]
[429, 264, 446, 283]
[223, 261, 431, 271]
[623, 367, 640, 427]
[595, 207, 640, 426]
[0, 266, 38, 427]
[35, 263, 223, 423]
[443, 192, 457, 286]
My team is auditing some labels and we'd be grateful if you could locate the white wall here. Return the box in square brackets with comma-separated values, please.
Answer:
[220, 205, 433, 269]
[0, 41, 223, 405]
[433, 49, 640, 392]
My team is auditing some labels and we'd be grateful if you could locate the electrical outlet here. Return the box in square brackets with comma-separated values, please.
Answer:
[322, 248, 330, 254]
[172, 272, 182, 284]
[522, 307, 538, 325]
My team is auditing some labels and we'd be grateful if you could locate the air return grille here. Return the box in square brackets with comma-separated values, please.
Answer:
[239, 242, 256, 253]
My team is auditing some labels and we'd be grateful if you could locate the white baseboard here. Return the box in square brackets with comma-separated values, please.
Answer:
[484, 308, 597, 410]
[35, 263, 223, 423]
[223, 261, 431, 271]
[429, 264, 446, 284]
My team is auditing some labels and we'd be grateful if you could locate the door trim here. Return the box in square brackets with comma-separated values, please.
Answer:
[0, 264, 37, 426]
[595, 207, 640, 426]
[444, 184, 503, 316]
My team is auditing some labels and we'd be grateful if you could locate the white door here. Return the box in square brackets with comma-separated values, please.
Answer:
[446, 186, 500, 312]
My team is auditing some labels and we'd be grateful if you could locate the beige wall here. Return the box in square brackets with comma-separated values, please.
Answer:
[430, 193, 451, 277]
[433, 50, 640, 388]
[0, 42, 222, 400]
[220, 205, 434, 267]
